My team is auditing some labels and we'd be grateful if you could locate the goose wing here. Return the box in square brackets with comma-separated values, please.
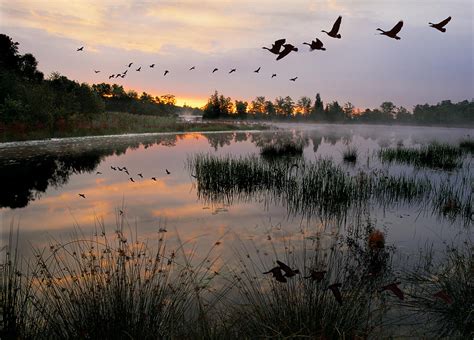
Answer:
[436, 16, 451, 27]
[389, 21, 403, 35]
[276, 46, 293, 60]
[273, 38, 286, 48]
[330, 16, 342, 34]
[315, 38, 324, 49]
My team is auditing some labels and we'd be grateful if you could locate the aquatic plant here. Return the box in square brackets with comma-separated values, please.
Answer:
[378, 143, 463, 170]
[342, 145, 358, 163]
[401, 243, 473, 338]
[259, 139, 304, 158]
[459, 139, 474, 154]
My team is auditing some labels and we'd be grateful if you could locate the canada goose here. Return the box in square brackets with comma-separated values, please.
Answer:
[212, 68, 218, 73]
[276, 260, 299, 277]
[254, 67, 261, 73]
[303, 38, 326, 51]
[263, 38, 286, 54]
[151, 177, 157, 181]
[136, 67, 141, 71]
[304, 270, 326, 282]
[78, 193, 86, 198]
[429, 16, 451, 32]
[149, 64, 155, 68]
[94, 70, 100, 73]
[263, 266, 287, 283]
[128, 62, 133, 67]
[328, 283, 343, 305]
[377, 21, 403, 40]
[111, 166, 117, 170]
[166, 169, 171, 175]
[322, 16, 342, 38]
[290, 77, 298, 81]
[109, 75, 115, 79]
[123, 70, 128, 75]
[137, 173, 143, 178]
[271, 74, 277, 78]
[380, 282, 404, 300]
[96, 171, 102, 175]
[229, 68, 236, 73]
[189, 66, 195, 70]
[129, 178, 135, 183]
[164, 70, 169, 76]
[77, 46, 84, 51]
[276, 44, 298, 60]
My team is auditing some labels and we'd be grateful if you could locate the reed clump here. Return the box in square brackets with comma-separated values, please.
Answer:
[260, 140, 304, 158]
[342, 146, 358, 163]
[378, 143, 463, 170]
[401, 243, 473, 338]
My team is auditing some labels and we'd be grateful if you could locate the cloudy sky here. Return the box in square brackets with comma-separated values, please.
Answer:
[1, 0, 472, 109]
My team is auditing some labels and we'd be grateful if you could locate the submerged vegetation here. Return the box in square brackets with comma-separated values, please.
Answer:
[342, 145, 358, 163]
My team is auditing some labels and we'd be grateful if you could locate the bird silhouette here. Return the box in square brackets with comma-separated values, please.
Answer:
[149, 64, 155, 68]
[290, 77, 298, 81]
[151, 177, 157, 181]
[322, 16, 342, 38]
[276, 44, 298, 61]
[78, 193, 86, 198]
[304, 270, 326, 282]
[117, 167, 123, 171]
[380, 282, 404, 300]
[433, 290, 453, 304]
[165, 169, 171, 175]
[124, 169, 129, 175]
[123, 70, 128, 75]
[254, 67, 261, 73]
[109, 75, 115, 79]
[429, 16, 451, 32]
[229, 68, 236, 74]
[271, 74, 277, 78]
[262, 38, 286, 55]
[212, 68, 218, 73]
[377, 21, 404, 40]
[189, 66, 196, 70]
[96, 171, 102, 175]
[119, 209, 124, 215]
[129, 178, 135, 183]
[164, 70, 169, 76]
[94, 70, 100, 73]
[276, 260, 300, 277]
[263, 266, 287, 283]
[328, 283, 343, 305]
[119, 74, 125, 78]
[77, 46, 84, 51]
[111, 166, 117, 170]
[303, 38, 326, 51]
[128, 62, 133, 67]
[138, 173, 143, 178]
[136, 67, 141, 71]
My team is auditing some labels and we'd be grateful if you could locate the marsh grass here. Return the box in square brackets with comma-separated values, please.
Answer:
[259, 139, 304, 159]
[459, 139, 474, 154]
[225, 225, 394, 338]
[0, 224, 40, 339]
[378, 143, 463, 170]
[401, 243, 473, 338]
[342, 146, 358, 163]
[189, 154, 442, 221]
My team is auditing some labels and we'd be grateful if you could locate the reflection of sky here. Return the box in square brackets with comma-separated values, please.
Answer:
[0, 124, 472, 261]
[1, 1, 472, 108]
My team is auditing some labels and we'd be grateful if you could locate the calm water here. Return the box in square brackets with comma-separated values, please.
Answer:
[0, 123, 472, 264]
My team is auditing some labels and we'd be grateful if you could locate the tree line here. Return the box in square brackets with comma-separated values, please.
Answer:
[203, 91, 473, 126]
[0, 34, 193, 130]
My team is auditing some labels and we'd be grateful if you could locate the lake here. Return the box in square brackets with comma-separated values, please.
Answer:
[1, 123, 471, 264]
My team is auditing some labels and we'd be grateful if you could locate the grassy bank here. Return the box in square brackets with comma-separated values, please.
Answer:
[0, 112, 268, 143]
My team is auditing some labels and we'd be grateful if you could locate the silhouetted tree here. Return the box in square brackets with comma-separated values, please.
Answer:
[235, 100, 248, 119]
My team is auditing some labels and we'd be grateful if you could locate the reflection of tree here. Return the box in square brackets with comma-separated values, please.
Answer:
[202, 133, 234, 151]
[234, 132, 249, 143]
[0, 151, 104, 209]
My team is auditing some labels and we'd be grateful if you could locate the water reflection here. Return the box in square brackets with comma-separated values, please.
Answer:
[0, 124, 471, 259]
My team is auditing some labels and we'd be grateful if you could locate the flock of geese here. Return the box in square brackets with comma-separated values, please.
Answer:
[264, 260, 453, 305]
[77, 165, 170, 199]
[76, 16, 452, 82]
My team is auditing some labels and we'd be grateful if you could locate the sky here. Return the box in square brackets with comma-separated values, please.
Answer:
[1, 0, 472, 109]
